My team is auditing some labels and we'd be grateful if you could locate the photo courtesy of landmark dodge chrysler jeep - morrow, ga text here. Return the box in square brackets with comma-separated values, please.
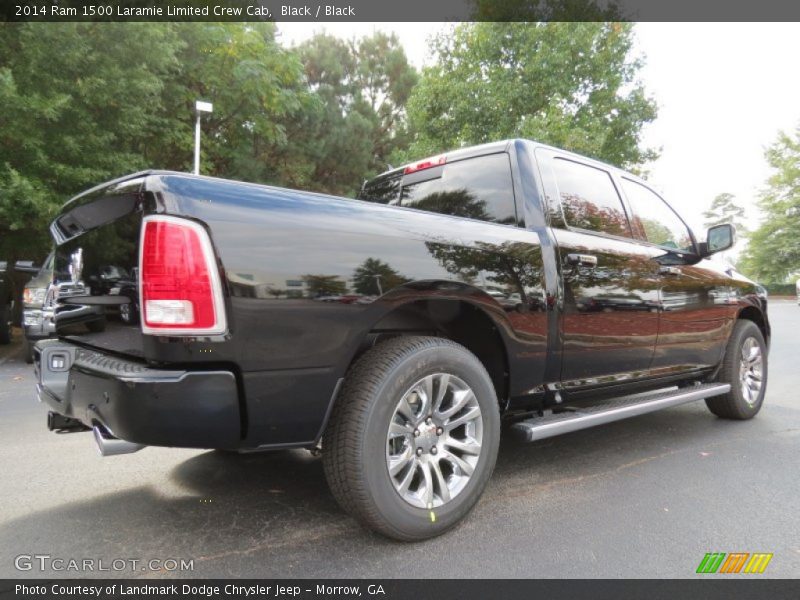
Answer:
[34, 139, 768, 541]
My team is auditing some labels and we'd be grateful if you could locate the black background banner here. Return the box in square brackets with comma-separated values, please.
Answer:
[3, 0, 800, 22]
[2, 580, 800, 600]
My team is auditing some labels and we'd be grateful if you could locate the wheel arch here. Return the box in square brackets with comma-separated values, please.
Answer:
[737, 304, 770, 347]
[346, 283, 514, 410]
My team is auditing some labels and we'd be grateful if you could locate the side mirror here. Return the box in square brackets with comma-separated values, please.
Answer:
[704, 224, 736, 256]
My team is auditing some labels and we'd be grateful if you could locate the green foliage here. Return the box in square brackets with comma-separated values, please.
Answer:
[0, 23, 337, 263]
[0, 23, 312, 260]
[154, 23, 309, 182]
[739, 126, 800, 283]
[404, 23, 657, 169]
[763, 283, 796, 296]
[290, 32, 418, 195]
[0, 23, 181, 260]
[352, 258, 409, 295]
[0, 21, 659, 272]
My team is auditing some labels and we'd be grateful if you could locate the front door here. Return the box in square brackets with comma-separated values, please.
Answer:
[618, 177, 733, 373]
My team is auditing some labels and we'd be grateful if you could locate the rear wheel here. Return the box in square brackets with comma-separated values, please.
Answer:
[706, 320, 767, 419]
[323, 336, 500, 541]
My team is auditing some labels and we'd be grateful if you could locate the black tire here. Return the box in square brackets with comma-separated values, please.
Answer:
[22, 336, 34, 364]
[706, 320, 767, 420]
[0, 304, 10, 345]
[85, 318, 106, 333]
[323, 336, 500, 541]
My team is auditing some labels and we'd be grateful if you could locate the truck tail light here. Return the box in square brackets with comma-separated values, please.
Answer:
[139, 215, 227, 336]
[403, 155, 446, 174]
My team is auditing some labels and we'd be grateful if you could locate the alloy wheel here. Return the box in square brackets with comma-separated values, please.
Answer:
[385, 373, 483, 509]
[739, 336, 763, 406]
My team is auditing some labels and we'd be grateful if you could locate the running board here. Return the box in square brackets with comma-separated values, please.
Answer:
[510, 383, 730, 443]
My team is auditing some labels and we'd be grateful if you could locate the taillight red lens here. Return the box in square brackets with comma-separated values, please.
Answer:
[139, 216, 226, 335]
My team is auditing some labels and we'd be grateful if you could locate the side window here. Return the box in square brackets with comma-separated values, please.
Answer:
[400, 154, 517, 225]
[551, 158, 632, 238]
[621, 179, 694, 252]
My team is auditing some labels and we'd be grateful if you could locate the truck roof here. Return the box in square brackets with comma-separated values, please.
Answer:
[366, 138, 633, 185]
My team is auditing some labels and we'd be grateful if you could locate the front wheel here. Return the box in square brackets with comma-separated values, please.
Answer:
[706, 320, 768, 419]
[323, 336, 500, 541]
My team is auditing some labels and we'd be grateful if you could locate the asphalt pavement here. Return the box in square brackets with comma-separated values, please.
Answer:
[1, 301, 798, 579]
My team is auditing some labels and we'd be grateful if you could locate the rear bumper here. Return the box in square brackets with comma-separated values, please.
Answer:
[34, 339, 241, 449]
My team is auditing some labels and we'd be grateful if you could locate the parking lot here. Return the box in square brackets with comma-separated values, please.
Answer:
[1, 300, 798, 579]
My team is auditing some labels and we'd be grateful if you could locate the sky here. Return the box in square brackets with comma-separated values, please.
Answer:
[277, 22, 800, 233]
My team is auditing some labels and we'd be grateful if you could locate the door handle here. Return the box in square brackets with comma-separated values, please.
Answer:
[565, 253, 598, 268]
[659, 266, 682, 276]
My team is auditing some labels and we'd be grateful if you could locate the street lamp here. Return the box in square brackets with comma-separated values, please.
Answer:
[194, 100, 213, 175]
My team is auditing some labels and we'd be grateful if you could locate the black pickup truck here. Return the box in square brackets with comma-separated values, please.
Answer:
[35, 139, 769, 541]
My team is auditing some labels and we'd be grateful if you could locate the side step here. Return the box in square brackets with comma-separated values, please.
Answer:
[510, 383, 730, 443]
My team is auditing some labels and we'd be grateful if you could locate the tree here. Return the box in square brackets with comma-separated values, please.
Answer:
[302, 274, 347, 297]
[0, 23, 182, 262]
[404, 23, 657, 169]
[425, 241, 542, 297]
[352, 258, 409, 295]
[560, 193, 631, 238]
[703, 193, 747, 232]
[149, 23, 310, 183]
[409, 189, 492, 222]
[354, 32, 419, 167]
[739, 126, 800, 283]
[290, 32, 418, 195]
[0, 23, 310, 266]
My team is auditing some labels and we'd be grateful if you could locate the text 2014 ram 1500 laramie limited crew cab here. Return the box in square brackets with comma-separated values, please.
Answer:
[35, 139, 769, 540]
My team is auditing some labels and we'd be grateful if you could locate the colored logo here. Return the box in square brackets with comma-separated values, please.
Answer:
[696, 552, 773, 574]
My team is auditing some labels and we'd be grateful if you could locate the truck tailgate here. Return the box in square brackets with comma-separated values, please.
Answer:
[49, 174, 147, 359]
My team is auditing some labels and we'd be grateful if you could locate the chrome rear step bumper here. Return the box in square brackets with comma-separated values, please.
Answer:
[510, 383, 730, 443]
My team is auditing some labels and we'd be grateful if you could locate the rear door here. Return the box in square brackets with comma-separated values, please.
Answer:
[537, 150, 664, 388]
[361, 151, 551, 397]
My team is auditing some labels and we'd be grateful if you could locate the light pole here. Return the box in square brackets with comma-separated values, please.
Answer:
[194, 100, 213, 175]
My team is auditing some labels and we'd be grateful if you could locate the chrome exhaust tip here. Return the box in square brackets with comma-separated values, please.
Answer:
[92, 424, 145, 457]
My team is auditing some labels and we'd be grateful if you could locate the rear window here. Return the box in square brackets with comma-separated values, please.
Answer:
[360, 153, 517, 225]
[358, 173, 400, 205]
